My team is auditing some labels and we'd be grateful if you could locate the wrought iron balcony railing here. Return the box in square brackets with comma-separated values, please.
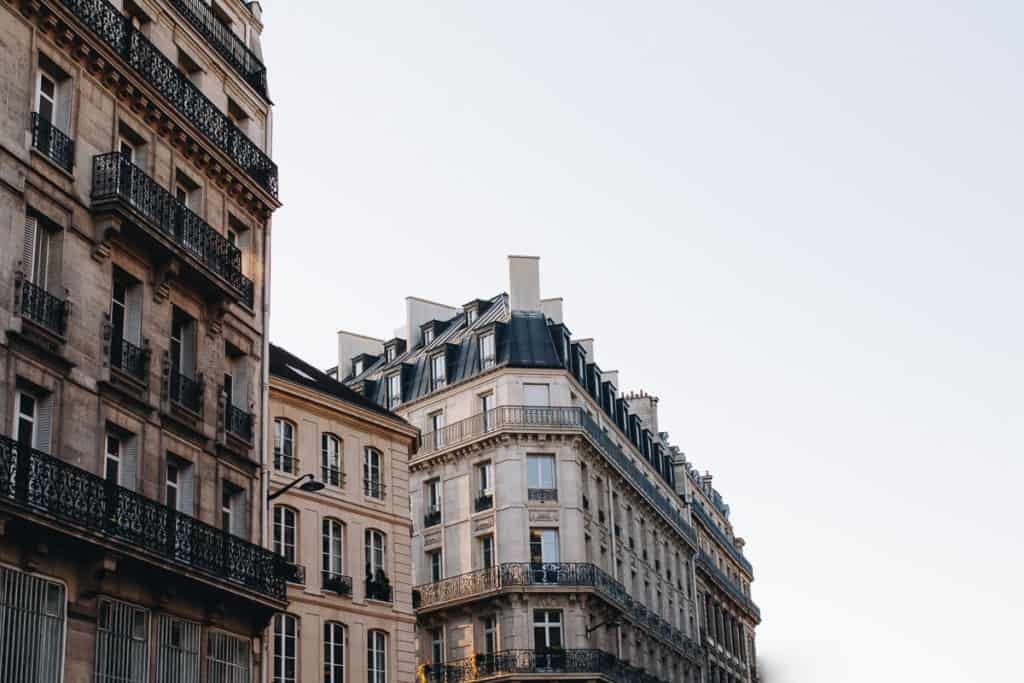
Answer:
[414, 562, 703, 663]
[111, 337, 148, 381]
[474, 492, 493, 512]
[364, 480, 386, 499]
[321, 466, 343, 488]
[286, 563, 306, 586]
[0, 434, 287, 600]
[273, 449, 295, 474]
[322, 572, 353, 597]
[424, 508, 441, 528]
[167, 0, 267, 97]
[365, 575, 392, 602]
[225, 403, 253, 442]
[690, 502, 753, 576]
[92, 153, 250, 302]
[418, 405, 698, 550]
[58, 0, 278, 197]
[696, 551, 760, 621]
[527, 488, 557, 502]
[170, 371, 202, 414]
[430, 648, 668, 683]
[31, 112, 74, 172]
[17, 278, 68, 337]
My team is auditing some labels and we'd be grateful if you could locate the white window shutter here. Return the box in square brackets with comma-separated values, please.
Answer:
[181, 321, 196, 378]
[125, 283, 143, 345]
[35, 394, 53, 454]
[22, 215, 37, 283]
[56, 78, 72, 134]
[180, 462, 194, 515]
[122, 435, 137, 491]
[232, 491, 247, 538]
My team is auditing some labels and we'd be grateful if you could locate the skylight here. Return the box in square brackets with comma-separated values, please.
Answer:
[286, 364, 316, 381]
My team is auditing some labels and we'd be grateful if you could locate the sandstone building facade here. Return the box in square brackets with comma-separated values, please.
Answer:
[0, 0, 284, 681]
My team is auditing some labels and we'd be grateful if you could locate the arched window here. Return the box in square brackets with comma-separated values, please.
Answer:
[324, 622, 345, 683]
[322, 433, 342, 486]
[363, 448, 384, 499]
[272, 613, 297, 683]
[367, 630, 387, 683]
[273, 506, 297, 563]
[322, 518, 344, 580]
[274, 419, 295, 473]
[365, 529, 386, 577]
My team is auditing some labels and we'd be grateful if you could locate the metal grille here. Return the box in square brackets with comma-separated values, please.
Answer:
[0, 564, 66, 683]
[155, 614, 200, 683]
[18, 279, 67, 336]
[31, 112, 74, 172]
[95, 598, 149, 683]
[206, 630, 251, 683]
[167, 0, 267, 96]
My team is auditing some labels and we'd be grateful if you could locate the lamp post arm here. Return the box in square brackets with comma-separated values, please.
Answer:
[268, 473, 313, 501]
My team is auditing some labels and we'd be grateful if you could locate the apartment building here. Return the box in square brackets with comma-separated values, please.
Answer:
[0, 0, 284, 681]
[331, 256, 759, 682]
[267, 344, 419, 683]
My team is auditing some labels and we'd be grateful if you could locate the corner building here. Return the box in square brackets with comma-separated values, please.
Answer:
[0, 0, 284, 681]
[333, 257, 759, 682]
[267, 345, 419, 683]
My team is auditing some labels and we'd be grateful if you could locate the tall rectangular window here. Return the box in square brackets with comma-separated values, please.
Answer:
[0, 565, 65, 683]
[155, 614, 200, 683]
[273, 506, 297, 563]
[527, 454, 556, 491]
[206, 631, 250, 683]
[430, 628, 444, 664]
[387, 373, 401, 409]
[364, 448, 384, 499]
[429, 411, 445, 449]
[272, 614, 297, 683]
[14, 389, 51, 453]
[430, 354, 446, 390]
[274, 419, 295, 473]
[428, 550, 442, 583]
[96, 598, 149, 683]
[321, 433, 342, 486]
[324, 623, 345, 683]
[477, 461, 492, 494]
[481, 535, 495, 569]
[479, 333, 496, 369]
[480, 392, 495, 430]
[368, 631, 387, 683]
[533, 610, 563, 654]
[529, 529, 559, 564]
[482, 616, 497, 655]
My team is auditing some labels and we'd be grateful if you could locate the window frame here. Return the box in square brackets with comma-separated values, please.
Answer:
[272, 613, 298, 683]
[323, 621, 346, 683]
[322, 518, 345, 580]
[273, 505, 298, 564]
[367, 630, 387, 683]
[364, 448, 384, 499]
[321, 432, 342, 486]
[274, 418, 296, 474]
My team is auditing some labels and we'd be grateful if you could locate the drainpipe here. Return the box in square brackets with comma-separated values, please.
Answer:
[604, 475, 623, 660]
[259, 215, 273, 683]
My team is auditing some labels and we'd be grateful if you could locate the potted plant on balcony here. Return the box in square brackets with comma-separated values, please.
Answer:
[541, 645, 566, 671]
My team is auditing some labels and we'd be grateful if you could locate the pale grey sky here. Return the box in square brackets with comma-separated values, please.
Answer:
[264, 2, 1023, 680]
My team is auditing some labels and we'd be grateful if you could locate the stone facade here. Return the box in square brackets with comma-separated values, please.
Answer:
[0, 0, 280, 681]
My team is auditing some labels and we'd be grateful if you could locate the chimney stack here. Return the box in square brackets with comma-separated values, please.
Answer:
[625, 390, 659, 433]
[540, 297, 563, 324]
[509, 255, 541, 312]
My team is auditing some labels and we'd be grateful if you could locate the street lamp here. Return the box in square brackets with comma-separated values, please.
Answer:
[268, 473, 324, 501]
[585, 619, 620, 636]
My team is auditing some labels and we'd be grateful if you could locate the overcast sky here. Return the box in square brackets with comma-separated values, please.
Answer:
[263, 2, 1022, 680]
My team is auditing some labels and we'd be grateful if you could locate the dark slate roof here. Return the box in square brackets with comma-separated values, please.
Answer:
[269, 343, 407, 423]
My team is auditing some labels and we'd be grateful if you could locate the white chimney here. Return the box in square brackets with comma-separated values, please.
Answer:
[336, 330, 385, 379]
[509, 255, 541, 312]
[602, 370, 619, 389]
[540, 297, 563, 324]
[625, 390, 659, 433]
[405, 297, 457, 346]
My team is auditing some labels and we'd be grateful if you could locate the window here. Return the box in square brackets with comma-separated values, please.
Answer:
[272, 614, 297, 683]
[364, 448, 384, 498]
[166, 461, 179, 510]
[353, 359, 364, 376]
[169, 307, 197, 410]
[480, 392, 495, 431]
[477, 460, 492, 494]
[481, 535, 494, 570]
[322, 433, 342, 486]
[367, 630, 387, 683]
[206, 631, 250, 683]
[467, 308, 478, 325]
[423, 329, 434, 346]
[430, 354, 446, 390]
[479, 332, 496, 369]
[430, 627, 444, 664]
[14, 388, 52, 453]
[385, 346, 396, 363]
[386, 373, 401, 409]
[365, 529, 387, 582]
[222, 482, 245, 537]
[428, 550, 442, 582]
[523, 383, 550, 407]
[323, 518, 344, 582]
[482, 616, 497, 655]
[104, 430, 137, 490]
[533, 610, 563, 656]
[96, 598, 148, 683]
[0, 565, 65, 683]
[155, 614, 200, 683]
[274, 419, 295, 473]
[529, 528, 559, 565]
[21, 213, 54, 292]
[425, 478, 441, 522]
[273, 506, 297, 563]
[527, 454, 556, 492]
[429, 411, 445, 449]
[110, 268, 143, 375]
[35, 70, 58, 124]
[324, 622, 346, 683]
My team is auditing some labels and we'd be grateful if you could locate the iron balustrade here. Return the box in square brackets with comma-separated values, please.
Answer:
[431, 648, 669, 683]
[167, 0, 267, 96]
[0, 434, 287, 600]
[690, 502, 754, 576]
[273, 448, 295, 474]
[31, 112, 74, 172]
[92, 153, 250, 302]
[364, 480, 386, 499]
[424, 508, 441, 528]
[239, 276, 254, 309]
[414, 562, 703, 663]
[170, 371, 202, 413]
[697, 551, 760, 621]
[18, 279, 68, 337]
[225, 403, 253, 442]
[286, 563, 306, 586]
[57, 0, 278, 196]
[322, 572, 353, 597]
[365, 575, 392, 602]
[474, 492, 493, 512]
[321, 465, 343, 488]
[528, 489, 561, 505]
[421, 405, 700, 550]
[111, 337, 147, 381]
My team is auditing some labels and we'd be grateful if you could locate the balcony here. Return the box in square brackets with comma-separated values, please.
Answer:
[364, 480, 386, 499]
[91, 153, 252, 305]
[225, 403, 253, 442]
[696, 551, 761, 622]
[169, 371, 203, 415]
[418, 405, 698, 550]
[414, 562, 703, 665]
[56, 0, 277, 197]
[424, 508, 441, 528]
[31, 113, 74, 173]
[474, 492, 493, 512]
[321, 466, 344, 488]
[15, 278, 68, 339]
[365, 573, 392, 602]
[322, 572, 353, 597]
[110, 337, 148, 382]
[527, 488, 557, 502]
[690, 502, 753, 576]
[0, 434, 288, 602]
[286, 563, 306, 586]
[432, 649, 668, 683]
[167, 0, 267, 97]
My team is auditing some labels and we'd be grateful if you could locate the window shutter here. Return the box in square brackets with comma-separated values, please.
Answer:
[125, 283, 143, 345]
[122, 435, 138, 491]
[22, 215, 37, 283]
[180, 462, 194, 515]
[232, 491, 247, 538]
[35, 393, 53, 454]
[181, 321, 196, 377]
[233, 358, 248, 409]
[56, 78, 72, 134]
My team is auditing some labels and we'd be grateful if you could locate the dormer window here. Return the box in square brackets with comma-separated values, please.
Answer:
[354, 359, 364, 376]
[480, 332, 496, 370]
[386, 346, 396, 363]
[467, 309, 478, 325]
[387, 373, 401, 409]
[423, 329, 434, 345]
[430, 354, 447, 391]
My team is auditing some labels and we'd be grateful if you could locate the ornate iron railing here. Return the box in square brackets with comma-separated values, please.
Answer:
[364, 479, 386, 499]
[31, 112, 74, 172]
[528, 487, 557, 502]
[420, 405, 698, 549]
[322, 572, 352, 597]
[474, 492, 493, 512]
[365, 575, 392, 602]
[424, 508, 441, 528]
[111, 337, 147, 381]
[167, 0, 267, 96]
[170, 371, 202, 414]
[690, 502, 754, 576]
[321, 465, 343, 488]
[286, 563, 306, 585]
[18, 279, 68, 337]
[0, 434, 287, 600]
[225, 404, 253, 442]
[696, 551, 760, 621]
[58, 0, 277, 196]
[240, 275, 254, 309]
[431, 649, 669, 683]
[92, 153, 249, 301]
[414, 562, 702, 663]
